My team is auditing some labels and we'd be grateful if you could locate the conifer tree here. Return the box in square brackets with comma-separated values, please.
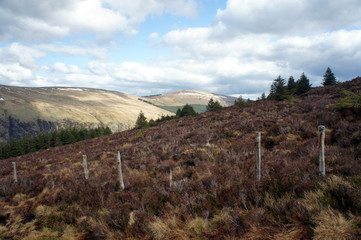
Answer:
[268, 76, 287, 100]
[176, 108, 181, 118]
[287, 76, 297, 93]
[234, 95, 246, 106]
[322, 67, 337, 86]
[206, 98, 223, 111]
[104, 126, 112, 135]
[149, 119, 156, 127]
[135, 111, 149, 129]
[296, 73, 312, 95]
[180, 104, 196, 117]
[261, 92, 266, 100]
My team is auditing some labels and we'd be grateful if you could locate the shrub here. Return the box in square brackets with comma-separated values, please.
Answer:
[332, 89, 361, 117]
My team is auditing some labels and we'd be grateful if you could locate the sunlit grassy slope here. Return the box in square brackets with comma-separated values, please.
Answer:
[143, 90, 236, 110]
[0, 86, 173, 141]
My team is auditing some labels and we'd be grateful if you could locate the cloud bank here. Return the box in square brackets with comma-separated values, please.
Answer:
[0, 0, 360, 98]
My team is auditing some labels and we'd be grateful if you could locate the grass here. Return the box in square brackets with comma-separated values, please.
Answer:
[157, 104, 207, 113]
[313, 208, 357, 240]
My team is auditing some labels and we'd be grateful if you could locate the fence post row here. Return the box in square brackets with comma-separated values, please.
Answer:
[7, 126, 326, 187]
[318, 125, 326, 176]
[256, 132, 262, 181]
[83, 155, 89, 180]
[12, 162, 17, 183]
[117, 151, 125, 190]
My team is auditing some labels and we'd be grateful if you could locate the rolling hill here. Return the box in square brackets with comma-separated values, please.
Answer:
[0, 78, 361, 239]
[141, 89, 236, 113]
[0, 85, 174, 143]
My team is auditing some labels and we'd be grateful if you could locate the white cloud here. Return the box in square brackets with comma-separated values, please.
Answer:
[148, 32, 159, 39]
[53, 62, 79, 73]
[0, 0, 199, 42]
[0, 63, 34, 82]
[37, 44, 108, 59]
[0, 43, 45, 68]
[214, 0, 361, 36]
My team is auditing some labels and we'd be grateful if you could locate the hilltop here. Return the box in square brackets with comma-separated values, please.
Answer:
[142, 89, 236, 113]
[0, 78, 360, 239]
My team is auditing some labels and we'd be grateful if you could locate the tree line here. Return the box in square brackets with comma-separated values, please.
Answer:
[135, 99, 226, 129]
[0, 126, 112, 160]
[267, 67, 337, 101]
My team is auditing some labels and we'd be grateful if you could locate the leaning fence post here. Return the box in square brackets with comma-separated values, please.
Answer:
[117, 151, 125, 190]
[82, 155, 89, 180]
[256, 132, 262, 181]
[12, 162, 18, 183]
[318, 125, 326, 176]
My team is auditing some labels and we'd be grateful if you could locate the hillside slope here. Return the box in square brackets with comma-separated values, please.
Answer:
[142, 89, 236, 113]
[0, 86, 173, 143]
[0, 78, 360, 239]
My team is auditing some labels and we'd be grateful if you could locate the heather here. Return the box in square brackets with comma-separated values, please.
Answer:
[1, 78, 361, 239]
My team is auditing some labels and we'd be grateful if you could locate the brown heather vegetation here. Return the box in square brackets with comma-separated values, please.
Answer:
[1, 78, 361, 239]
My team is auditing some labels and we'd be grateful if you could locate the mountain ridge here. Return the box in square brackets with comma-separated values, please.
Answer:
[143, 89, 236, 107]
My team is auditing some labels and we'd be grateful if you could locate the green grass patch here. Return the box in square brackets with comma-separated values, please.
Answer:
[157, 104, 207, 114]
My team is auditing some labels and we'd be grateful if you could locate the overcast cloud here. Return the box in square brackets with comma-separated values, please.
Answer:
[0, 0, 360, 98]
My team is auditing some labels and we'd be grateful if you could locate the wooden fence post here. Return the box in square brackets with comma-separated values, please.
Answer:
[318, 125, 326, 176]
[117, 151, 125, 190]
[12, 162, 17, 183]
[256, 132, 262, 181]
[169, 168, 173, 188]
[82, 155, 89, 180]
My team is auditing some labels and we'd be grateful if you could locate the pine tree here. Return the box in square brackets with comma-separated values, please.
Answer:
[149, 119, 156, 127]
[268, 76, 288, 100]
[104, 126, 112, 135]
[322, 67, 337, 86]
[296, 73, 312, 95]
[287, 76, 297, 93]
[176, 108, 181, 118]
[206, 98, 223, 111]
[135, 111, 149, 129]
[234, 95, 246, 106]
[261, 92, 266, 100]
[180, 104, 196, 117]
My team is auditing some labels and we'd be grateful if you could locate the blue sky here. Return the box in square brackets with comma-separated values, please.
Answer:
[0, 0, 360, 99]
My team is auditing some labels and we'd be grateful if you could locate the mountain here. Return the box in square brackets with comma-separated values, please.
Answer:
[0, 78, 361, 239]
[141, 89, 236, 113]
[0, 85, 173, 143]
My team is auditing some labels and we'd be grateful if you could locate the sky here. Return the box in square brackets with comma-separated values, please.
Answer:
[0, 0, 360, 99]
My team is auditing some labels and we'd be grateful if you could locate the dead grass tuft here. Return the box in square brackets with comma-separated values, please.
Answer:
[148, 216, 186, 240]
[186, 217, 207, 237]
[313, 208, 357, 240]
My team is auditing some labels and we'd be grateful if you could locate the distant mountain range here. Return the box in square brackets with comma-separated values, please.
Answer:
[0, 85, 235, 143]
